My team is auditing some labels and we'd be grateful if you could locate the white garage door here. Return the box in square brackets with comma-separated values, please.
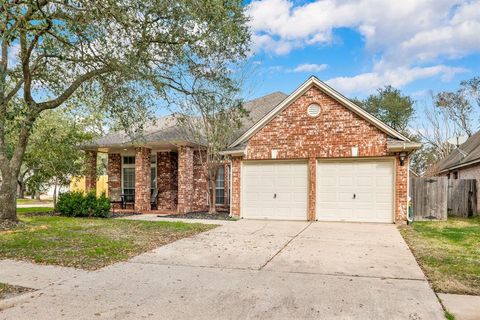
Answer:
[242, 161, 308, 220]
[316, 160, 394, 223]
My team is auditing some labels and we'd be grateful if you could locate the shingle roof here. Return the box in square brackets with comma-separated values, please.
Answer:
[437, 131, 480, 172]
[85, 92, 287, 149]
[237, 92, 288, 136]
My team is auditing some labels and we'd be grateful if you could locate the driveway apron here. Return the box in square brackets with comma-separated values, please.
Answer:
[0, 220, 444, 320]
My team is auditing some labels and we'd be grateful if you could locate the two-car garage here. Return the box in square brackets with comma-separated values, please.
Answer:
[241, 159, 395, 223]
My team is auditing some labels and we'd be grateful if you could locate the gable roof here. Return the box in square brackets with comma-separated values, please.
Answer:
[229, 76, 411, 148]
[437, 131, 480, 173]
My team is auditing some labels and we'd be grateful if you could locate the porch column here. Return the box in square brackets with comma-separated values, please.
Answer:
[177, 146, 194, 214]
[134, 147, 151, 212]
[84, 150, 97, 193]
[157, 152, 178, 211]
[107, 153, 121, 201]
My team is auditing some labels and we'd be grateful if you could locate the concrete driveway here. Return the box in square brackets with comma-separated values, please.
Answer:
[0, 220, 444, 320]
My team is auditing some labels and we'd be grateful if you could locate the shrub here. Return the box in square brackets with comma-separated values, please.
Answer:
[57, 191, 111, 218]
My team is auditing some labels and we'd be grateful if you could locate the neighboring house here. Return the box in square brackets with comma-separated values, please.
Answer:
[82, 76, 420, 223]
[435, 131, 480, 211]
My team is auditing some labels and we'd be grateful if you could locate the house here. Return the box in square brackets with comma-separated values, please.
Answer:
[435, 131, 480, 211]
[82, 76, 421, 223]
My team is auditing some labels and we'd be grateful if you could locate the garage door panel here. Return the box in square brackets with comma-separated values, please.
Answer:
[356, 176, 374, 186]
[317, 160, 394, 223]
[242, 162, 308, 220]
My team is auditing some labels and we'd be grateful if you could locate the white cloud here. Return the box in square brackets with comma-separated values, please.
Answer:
[7, 43, 20, 67]
[248, 0, 478, 94]
[291, 63, 327, 73]
[326, 65, 468, 95]
[247, 0, 479, 66]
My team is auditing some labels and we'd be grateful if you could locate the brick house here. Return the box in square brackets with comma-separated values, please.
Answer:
[83, 77, 420, 223]
[435, 131, 480, 212]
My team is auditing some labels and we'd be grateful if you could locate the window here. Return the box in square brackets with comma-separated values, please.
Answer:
[215, 166, 225, 205]
[123, 156, 135, 164]
[122, 167, 135, 199]
[122, 156, 135, 200]
[453, 171, 459, 179]
[150, 155, 157, 190]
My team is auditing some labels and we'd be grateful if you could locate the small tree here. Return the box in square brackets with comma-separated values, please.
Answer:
[174, 77, 247, 213]
[23, 110, 91, 207]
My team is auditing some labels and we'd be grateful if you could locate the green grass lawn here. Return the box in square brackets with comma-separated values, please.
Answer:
[0, 208, 216, 270]
[16, 207, 55, 214]
[400, 217, 480, 295]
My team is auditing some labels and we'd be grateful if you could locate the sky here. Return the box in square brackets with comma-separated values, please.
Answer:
[243, 0, 480, 103]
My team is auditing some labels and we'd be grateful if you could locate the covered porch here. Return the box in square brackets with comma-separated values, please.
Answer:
[83, 143, 217, 214]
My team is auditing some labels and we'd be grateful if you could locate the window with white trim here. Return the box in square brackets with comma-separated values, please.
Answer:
[122, 156, 135, 199]
[215, 166, 225, 205]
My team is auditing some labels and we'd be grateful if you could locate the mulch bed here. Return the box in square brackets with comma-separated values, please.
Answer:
[159, 211, 234, 220]
[109, 212, 143, 219]
[0, 284, 35, 300]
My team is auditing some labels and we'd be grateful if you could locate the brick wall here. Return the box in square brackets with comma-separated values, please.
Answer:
[245, 87, 388, 160]
[177, 146, 194, 213]
[134, 147, 151, 212]
[84, 151, 97, 192]
[107, 153, 122, 208]
[395, 155, 409, 223]
[231, 158, 241, 216]
[157, 151, 178, 211]
[231, 86, 408, 223]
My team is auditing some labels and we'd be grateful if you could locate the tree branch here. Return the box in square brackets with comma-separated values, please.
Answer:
[37, 66, 113, 111]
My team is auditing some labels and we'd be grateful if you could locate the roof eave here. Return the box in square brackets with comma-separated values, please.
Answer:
[219, 149, 245, 156]
[438, 158, 480, 174]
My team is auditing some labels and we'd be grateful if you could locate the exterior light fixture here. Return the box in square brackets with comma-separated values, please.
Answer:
[399, 152, 407, 166]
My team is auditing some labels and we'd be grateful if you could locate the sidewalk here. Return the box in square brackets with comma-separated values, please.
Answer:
[438, 293, 480, 320]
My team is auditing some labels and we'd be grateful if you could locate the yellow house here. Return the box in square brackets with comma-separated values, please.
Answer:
[70, 175, 108, 197]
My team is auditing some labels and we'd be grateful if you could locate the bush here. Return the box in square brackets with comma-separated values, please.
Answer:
[57, 191, 111, 218]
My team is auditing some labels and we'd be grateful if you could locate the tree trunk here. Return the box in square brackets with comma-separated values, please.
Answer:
[35, 192, 41, 200]
[53, 181, 58, 210]
[209, 178, 217, 214]
[0, 176, 18, 221]
[17, 180, 25, 199]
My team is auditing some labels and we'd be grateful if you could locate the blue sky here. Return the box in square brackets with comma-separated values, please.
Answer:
[244, 0, 480, 103]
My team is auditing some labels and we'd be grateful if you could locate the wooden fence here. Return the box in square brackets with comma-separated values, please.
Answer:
[410, 177, 477, 220]
[411, 177, 448, 220]
[447, 179, 477, 217]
